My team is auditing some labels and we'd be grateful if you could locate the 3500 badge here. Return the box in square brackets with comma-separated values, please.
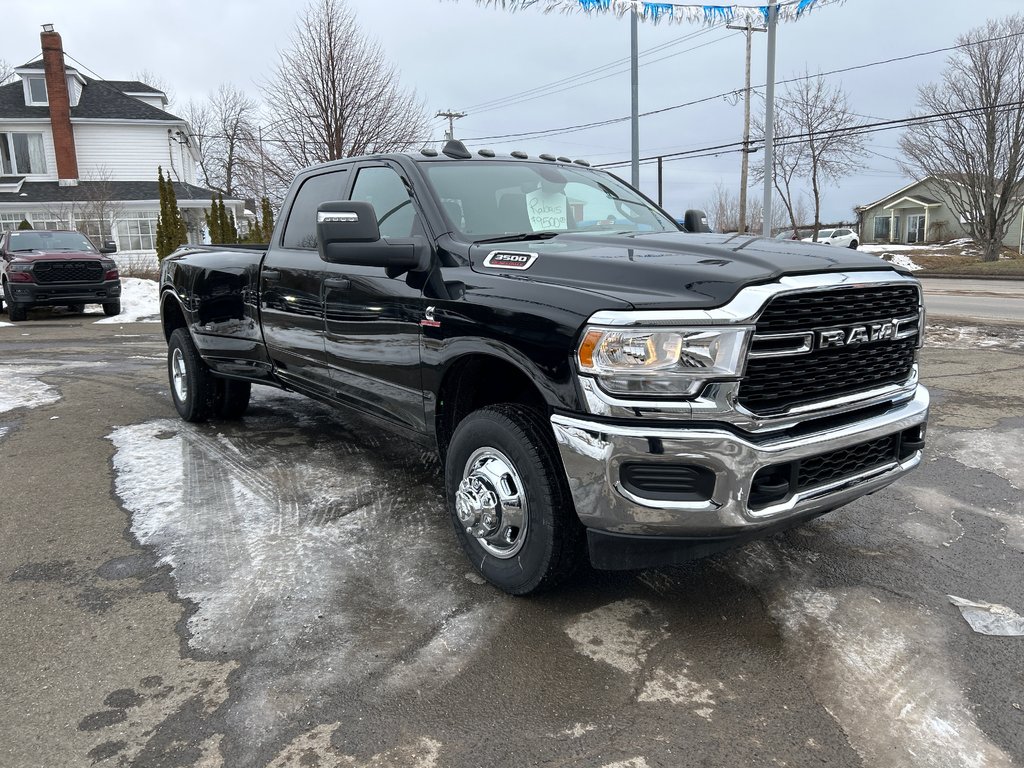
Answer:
[483, 251, 539, 270]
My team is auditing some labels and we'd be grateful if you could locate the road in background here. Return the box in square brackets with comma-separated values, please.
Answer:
[920, 277, 1024, 323]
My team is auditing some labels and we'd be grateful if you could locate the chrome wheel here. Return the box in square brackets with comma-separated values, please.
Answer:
[456, 447, 528, 558]
[171, 347, 189, 403]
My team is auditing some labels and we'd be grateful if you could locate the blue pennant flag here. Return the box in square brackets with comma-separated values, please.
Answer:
[643, 2, 675, 20]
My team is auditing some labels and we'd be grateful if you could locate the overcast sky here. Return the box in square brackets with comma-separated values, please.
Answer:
[5, 0, 1022, 222]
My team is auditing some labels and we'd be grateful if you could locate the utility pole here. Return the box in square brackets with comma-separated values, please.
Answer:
[630, 7, 640, 189]
[727, 21, 765, 234]
[436, 110, 467, 140]
[761, 0, 779, 238]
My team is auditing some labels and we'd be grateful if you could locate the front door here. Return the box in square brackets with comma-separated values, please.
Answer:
[322, 162, 428, 434]
[906, 214, 926, 244]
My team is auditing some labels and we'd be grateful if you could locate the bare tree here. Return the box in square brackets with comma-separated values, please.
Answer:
[754, 74, 865, 240]
[132, 69, 175, 109]
[0, 59, 13, 86]
[704, 182, 741, 233]
[259, 0, 429, 194]
[42, 168, 125, 245]
[900, 15, 1024, 261]
[182, 84, 259, 198]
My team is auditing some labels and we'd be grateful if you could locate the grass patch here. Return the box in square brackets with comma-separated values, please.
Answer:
[866, 240, 1024, 276]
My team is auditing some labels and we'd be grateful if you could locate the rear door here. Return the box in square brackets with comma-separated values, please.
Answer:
[321, 161, 428, 433]
[261, 167, 350, 393]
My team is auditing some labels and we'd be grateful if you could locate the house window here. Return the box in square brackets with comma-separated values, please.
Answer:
[30, 214, 71, 231]
[77, 217, 113, 245]
[874, 214, 901, 241]
[0, 212, 30, 231]
[117, 211, 159, 251]
[0, 132, 47, 175]
[26, 76, 48, 105]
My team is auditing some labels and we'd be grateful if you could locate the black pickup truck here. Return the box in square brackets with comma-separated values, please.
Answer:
[159, 140, 929, 594]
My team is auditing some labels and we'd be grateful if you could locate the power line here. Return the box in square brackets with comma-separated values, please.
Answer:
[466, 25, 732, 116]
[459, 28, 1024, 146]
[594, 99, 1024, 168]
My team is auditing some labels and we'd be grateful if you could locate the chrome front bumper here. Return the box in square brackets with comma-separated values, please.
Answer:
[551, 385, 929, 538]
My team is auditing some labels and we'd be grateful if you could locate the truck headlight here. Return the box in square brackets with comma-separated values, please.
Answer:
[576, 326, 752, 396]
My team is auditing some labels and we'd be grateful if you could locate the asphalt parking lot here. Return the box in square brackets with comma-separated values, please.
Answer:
[1, 317, 1022, 768]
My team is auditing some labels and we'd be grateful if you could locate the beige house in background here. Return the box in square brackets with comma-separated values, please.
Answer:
[855, 176, 1024, 251]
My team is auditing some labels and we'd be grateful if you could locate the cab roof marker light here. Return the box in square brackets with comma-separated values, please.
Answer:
[556, 156, 571, 163]
[511, 151, 528, 159]
[420, 147, 438, 157]
[539, 153, 556, 161]
[478, 149, 496, 157]
[573, 159, 591, 167]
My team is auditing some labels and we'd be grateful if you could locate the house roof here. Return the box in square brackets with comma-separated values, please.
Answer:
[102, 81, 164, 95]
[0, 76, 181, 121]
[855, 177, 934, 211]
[883, 194, 943, 209]
[0, 180, 234, 206]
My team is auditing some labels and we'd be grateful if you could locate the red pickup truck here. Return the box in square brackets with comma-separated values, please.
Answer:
[0, 229, 121, 321]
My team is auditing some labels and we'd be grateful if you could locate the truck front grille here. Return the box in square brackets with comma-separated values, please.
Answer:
[33, 261, 104, 284]
[738, 285, 920, 415]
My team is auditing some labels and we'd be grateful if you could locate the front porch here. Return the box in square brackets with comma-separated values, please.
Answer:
[882, 195, 943, 244]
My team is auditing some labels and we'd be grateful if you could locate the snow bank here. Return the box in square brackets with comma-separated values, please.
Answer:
[94, 277, 159, 324]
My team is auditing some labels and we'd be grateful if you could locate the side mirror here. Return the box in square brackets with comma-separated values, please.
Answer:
[99, 241, 117, 254]
[682, 209, 712, 233]
[316, 201, 429, 273]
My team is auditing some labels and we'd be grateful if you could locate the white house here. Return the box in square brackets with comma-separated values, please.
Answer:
[0, 24, 245, 262]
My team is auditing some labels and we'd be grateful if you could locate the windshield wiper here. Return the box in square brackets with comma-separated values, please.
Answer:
[473, 231, 563, 245]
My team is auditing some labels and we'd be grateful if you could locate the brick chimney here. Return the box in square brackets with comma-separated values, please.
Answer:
[40, 24, 79, 185]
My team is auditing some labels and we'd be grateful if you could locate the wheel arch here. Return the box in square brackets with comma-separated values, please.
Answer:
[160, 289, 189, 342]
[434, 351, 552, 460]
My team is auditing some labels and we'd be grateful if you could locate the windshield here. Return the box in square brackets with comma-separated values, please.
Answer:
[8, 230, 98, 253]
[422, 161, 679, 241]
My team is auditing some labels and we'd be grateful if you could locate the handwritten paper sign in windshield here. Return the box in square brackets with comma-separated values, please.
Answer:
[526, 189, 568, 231]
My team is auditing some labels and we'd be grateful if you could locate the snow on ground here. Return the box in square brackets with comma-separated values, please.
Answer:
[859, 243, 928, 254]
[0, 362, 109, 414]
[857, 245, 926, 271]
[927, 322, 1024, 350]
[94, 277, 159, 324]
[0, 364, 64, 414]
[107, 395, 501, 758]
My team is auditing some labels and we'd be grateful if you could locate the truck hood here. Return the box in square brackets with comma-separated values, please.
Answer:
[468, 231, 901, 309]
[6, 250, 104, 262]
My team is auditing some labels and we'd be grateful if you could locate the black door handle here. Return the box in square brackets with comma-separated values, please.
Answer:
[262, 270, 281, 281]
[324, 278, 351, 290]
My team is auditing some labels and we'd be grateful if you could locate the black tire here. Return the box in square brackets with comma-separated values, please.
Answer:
[167, 328, 217, 422]
[103, 300, 121, 317]
[66, 303, 86, 314]
[7, 300, 27, 323]
[445, 404, 584, 595]
[849, 240, 859, 249]
[215, 380, 252, 419]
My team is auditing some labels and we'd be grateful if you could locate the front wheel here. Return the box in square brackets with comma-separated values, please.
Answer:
[849, 240, 859, 249]
[167, 328, 217, 422]
[7, 298, 27, 322]
[445, 404, 583, 595]
[103, 300, 121, 317]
